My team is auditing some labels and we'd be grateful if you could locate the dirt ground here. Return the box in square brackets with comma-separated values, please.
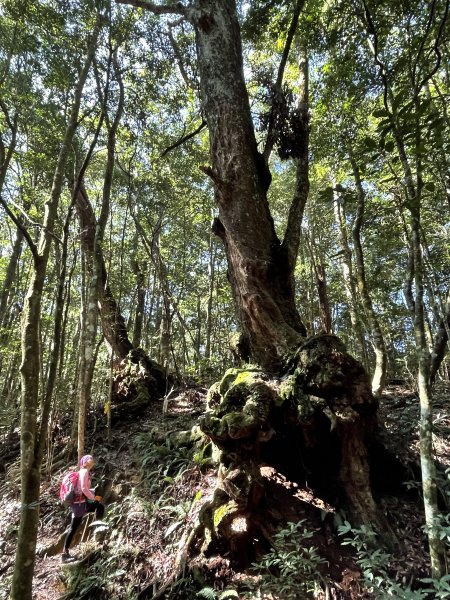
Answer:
[0, 381, 449, 599]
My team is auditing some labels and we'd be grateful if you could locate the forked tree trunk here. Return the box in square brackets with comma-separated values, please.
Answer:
[193, 1, 306, 373]
[188, 0, 385, 548]
[118, 0, 387, 563]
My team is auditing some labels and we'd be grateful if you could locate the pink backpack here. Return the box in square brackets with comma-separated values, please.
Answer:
[59, 470, 81, 506]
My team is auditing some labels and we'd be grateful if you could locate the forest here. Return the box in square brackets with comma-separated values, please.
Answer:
[0, 0, 450, 598]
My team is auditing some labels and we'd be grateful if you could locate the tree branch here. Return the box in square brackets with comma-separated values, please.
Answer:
[165, 26, 193, 89]
[0, 195, 39, 263]
[161, 120, 206, 157]
[360, 0, 390, 113]
[115, 0, 186, 16]
[412, 0, 437, 86]
[0, 97, 15, 131]
[417, 0, 449, 91]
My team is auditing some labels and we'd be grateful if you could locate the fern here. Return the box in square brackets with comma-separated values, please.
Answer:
[196, 587, 217, 599]
[245, 520, 328, 599]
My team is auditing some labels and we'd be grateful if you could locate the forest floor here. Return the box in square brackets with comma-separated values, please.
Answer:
[0, 381, 449, 600]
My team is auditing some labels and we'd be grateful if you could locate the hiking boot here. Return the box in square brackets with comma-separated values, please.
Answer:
[61, 550, 71, 563]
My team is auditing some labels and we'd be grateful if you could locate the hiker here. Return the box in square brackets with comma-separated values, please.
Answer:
[62, 454, 105, 562]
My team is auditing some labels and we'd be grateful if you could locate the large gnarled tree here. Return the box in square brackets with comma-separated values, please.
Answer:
[117, 0, 387, 563]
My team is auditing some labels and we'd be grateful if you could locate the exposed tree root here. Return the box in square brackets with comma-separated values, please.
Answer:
[190, 334, 396, 566]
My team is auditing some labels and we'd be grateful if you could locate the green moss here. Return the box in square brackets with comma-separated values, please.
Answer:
[222, 383, 249, 408]
[234, 370, 258, 386]
[206, 381, 221, 409]
[278, 373, 313, 418]
[218, 366, 262, 396]
[297, 390, 314, 419]
[202, 368, 277, 442]
[278, 375, 297, 405]
[224, 411, 256, 438]
[213, 500, 238, 530]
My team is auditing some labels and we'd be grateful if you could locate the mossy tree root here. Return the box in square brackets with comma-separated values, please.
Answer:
[194, 335, 392, 565]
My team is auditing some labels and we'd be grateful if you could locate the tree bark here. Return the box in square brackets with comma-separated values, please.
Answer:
[0, 228, 24, 330]
[75, 183, 133, 360]
[305, 234, 332, 334]
[333, 188, 368, 365]
[204, 222, 216, 362]
[350, 156, 387, 395]
[131, 252, 146, 348]
[187, 0, 384, 552]
[191, 0, 306, 372]
[430, 291, 450, 383]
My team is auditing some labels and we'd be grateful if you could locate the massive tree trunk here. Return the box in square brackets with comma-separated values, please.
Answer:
[193, 1, 306, 373]
[118, 0, 387, 565]
[188, 0, 385, 556]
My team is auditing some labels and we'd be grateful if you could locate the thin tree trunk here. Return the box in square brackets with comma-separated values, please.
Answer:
[131, 253, 146, 348]
[410, 206, 445, 578]
[430, 291, 450, 383]
[75, 183, 133, 360]
[305, 234, 332, 334]
[333, 188, 367, 365]
[131, 210, 201, 364]
[159, 300, 171, 372]
[0, 228, 24, 328]
[281, 41, 310, 282]
[78, 50, 125, 459]
[350, 156, 387, 395]
[359, 1, 446, 573]
[204, 223, 216, 361]
[10, 18, 101, 600]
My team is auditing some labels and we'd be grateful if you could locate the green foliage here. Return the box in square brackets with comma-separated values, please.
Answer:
[197, 588, 216, 600]
[338, 521, 450, 599]
[244, 520, 328, 599]
[62, 542, 140, 600]
[134, 427, 211, 490]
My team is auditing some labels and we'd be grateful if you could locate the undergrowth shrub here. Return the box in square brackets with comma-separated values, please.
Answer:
[61, 541, 140, 600]
[243, 520, 328, 599]
[338, 521, 450, 599]
[134, 428, 210, 489]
